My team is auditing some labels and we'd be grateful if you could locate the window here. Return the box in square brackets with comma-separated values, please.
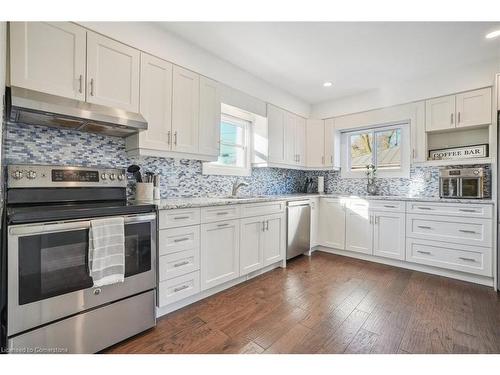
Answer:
[341, 123, 410, 178]
[203, 105, 252, 176]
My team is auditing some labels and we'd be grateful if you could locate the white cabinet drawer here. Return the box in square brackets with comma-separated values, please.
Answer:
[406, 238, 492, 277]
[201, 205, 241, 223]
[158, 271, 200, 307]
[159, 208, 201, 229]
[406, 202, 492, 218]
[240, 201, 285, 218]
[369, 200, 405, 212]
[159, 248, 200, 281]
[406, 214, 492, 247]
[158, 225, 200, 256]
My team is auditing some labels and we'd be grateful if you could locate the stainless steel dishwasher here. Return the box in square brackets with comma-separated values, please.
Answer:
[286, 200, 311, 260]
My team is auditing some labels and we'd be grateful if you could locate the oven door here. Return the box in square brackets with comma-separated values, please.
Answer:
[460, 177, 483, 198]
[7, 213, 156, 337]
[439, 177, 459, 198]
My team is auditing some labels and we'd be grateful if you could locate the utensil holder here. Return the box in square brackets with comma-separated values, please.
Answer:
[136, 182, 154, 201]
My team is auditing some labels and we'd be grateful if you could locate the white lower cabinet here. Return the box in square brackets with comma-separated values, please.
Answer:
[262, 214, 286, 266]
[310, 198, 320, 247]
[200, 219, 240, 291]
[159, 271, 200, 306]
[372, 211, 406, 260]
[319, 198, 346, 249]
[240, 217, 264, 275]
[345, 206, 373, 254]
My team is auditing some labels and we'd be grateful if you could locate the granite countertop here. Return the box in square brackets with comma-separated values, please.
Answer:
[137, 193, 494, 210]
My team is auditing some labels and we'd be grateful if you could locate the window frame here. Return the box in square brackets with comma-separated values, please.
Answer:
[340, 122, 410, 179]
[202, 105, 253, 177]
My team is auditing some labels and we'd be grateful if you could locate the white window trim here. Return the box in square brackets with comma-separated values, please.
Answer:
[203, 104, 254, 177]
[340, 122, 410, 179]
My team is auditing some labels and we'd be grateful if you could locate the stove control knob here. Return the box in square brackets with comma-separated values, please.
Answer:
[26, 170, 37, 180]
[11, 170, 23, 180]
[117, 174, 125, 181]
[109, 173, 116, 181]
[101, 173, 107, 180]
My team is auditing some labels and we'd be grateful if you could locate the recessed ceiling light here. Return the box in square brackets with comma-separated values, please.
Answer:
[485, 30, 500, 39]
[323, 81, 333, 87]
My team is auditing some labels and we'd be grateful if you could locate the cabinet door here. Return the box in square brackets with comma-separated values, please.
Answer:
[324, 118, 335, 168]
[425, 95, 455, 131]
[172, 65, 200, 154]
[10, 22, 86, 100]
[137, 53, 173, 151]
[456, 88, 492, 128]
[310, 198, 320, 247]
[267, 104, 286, 164]
[372, 211, 405, 260]
[319, 198, 346, 249]
[306, 120, 325, 168]
[201, 220, 239, 290]
[263, 214, 286, 266]
[240, 217, 264, 275]
[345, 201, 372, 254]
[295, 116, 307, 166]
[284, 111, 297, 165]
[86, 31, 140, 112]
[198, 76, 221, 156]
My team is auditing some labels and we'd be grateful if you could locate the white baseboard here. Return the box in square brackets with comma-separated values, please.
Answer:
[316, 246, 494, 287]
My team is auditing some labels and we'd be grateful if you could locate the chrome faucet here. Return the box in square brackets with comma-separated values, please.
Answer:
[231, 181, 249, 197]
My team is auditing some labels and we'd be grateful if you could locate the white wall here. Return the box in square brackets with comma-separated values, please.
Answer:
[78, 22, 311, 118]
[312, 57, 500, 119]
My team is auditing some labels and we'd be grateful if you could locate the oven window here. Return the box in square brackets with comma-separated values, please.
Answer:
[461, 178, 480, 197]
[18, 230, 93, 305]
[18, 221, 152, 305]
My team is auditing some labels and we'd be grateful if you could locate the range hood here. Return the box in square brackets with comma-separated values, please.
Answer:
[5, 87, 148, 137]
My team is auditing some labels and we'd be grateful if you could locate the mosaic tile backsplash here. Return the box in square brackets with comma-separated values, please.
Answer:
[3, 122, 491, 198]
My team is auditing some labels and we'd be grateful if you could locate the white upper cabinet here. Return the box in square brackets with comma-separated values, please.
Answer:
[295, 115, 307, 166]
[456, 88, 491, 128]
[198, 76, 221, 157]
[172, 65, 200, 154]
[425, 88, 492, 132]
[425, 94, 456, 132]
[10, 22, 87, 100]
[86, 31, 140, 112]
[306, 119, 325, 168]
[267, 104, 286, 164]
[136, 53, 173, 152]
[284, 111, 297, 165]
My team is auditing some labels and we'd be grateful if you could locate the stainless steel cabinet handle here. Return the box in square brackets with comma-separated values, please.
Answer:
[266, 220, 269, 231]
[173, 260, 189, 268]
[375, 216, 379, 224]
[459, 209, 477, 213]
[262, 221, 266, 231]
[167, 131, 171, 145]
[330, 156, 333, 164]
[369, 215, 373, 224]
[321, 156, 325, 164]
[450, 113, 454, 124]
[173, 216, 189, 220]
[216, 212, 229, 215]
[417, 250, 431, 255]
[458, 257, 475, 262]
[417, 225, 432, 229]
[458, 112, 461, 123]
[417, 207, 432, 210]
[173, 285, 189, 293]
[90, 78, 95, 96]
[384, 205, 396, 208]
[459, 229, 477, 234]
[174, 131, 178, 146]
[217, 223, 229, 228]
[173, 237, 189, 243]
[78, 75, 83, 93]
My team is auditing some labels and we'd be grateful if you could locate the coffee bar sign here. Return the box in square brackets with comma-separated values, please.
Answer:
[429, 144, 488, 160]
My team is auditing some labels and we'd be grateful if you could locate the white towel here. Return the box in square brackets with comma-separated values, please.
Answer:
[88, 217, 125, 287]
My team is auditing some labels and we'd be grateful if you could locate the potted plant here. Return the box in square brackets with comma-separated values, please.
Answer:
[366, 164, 377, 195]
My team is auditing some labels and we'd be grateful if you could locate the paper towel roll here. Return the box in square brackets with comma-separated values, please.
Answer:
[317, 176, 325, 193]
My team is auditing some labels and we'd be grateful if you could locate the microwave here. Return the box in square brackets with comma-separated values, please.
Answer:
[439, 168, 485, 199]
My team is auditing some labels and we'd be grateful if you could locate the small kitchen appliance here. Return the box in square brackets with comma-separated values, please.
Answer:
[439, 167, 485, 199]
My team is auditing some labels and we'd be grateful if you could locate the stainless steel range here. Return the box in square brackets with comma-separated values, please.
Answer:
[2, 164, 157, 354]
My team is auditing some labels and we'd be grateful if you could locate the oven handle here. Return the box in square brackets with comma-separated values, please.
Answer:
[9, 214, 156, 236]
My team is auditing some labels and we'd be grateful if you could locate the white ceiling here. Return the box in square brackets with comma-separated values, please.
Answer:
[157, 22, 500, 104]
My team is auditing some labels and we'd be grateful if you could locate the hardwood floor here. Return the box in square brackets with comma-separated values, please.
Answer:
[104, 252, 500, 354]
